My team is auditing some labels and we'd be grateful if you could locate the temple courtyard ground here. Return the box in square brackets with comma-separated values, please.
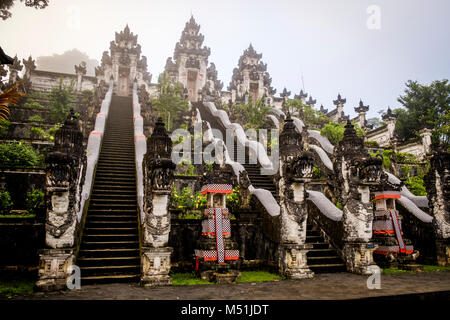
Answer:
[7, 271, 450, 300]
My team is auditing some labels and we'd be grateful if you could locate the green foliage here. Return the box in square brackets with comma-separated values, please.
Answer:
[25, 189, 44, 214]
[320, 121, 365, 146]
[0, 119, 10, 136]
[396, 79, 450, 147]
[204, 161, 214, 172]
[171, 186, 207, 214]
[364, 140, 379, 148]
[312, 166, 321, 179]
[336, 201, 343, 210]
[286, 99, 329, 128]
[366, 117, 386, 130]
[230, 96, 271, 130]
[320, 122, 345, 145]
[403, 175, 427, 196]
[49, 78, 76, 123]
[226, 186, 240, 213]
[0, 141, 40, 168]
[28, 115, 44, 122]
[22, 100, 47, 109]
[369, 149, 393, 169]
[395, 151, 418, 164]
[0, 190, 13, 213]
[152, 71, 189, 130]
[176, 159, 196, 176]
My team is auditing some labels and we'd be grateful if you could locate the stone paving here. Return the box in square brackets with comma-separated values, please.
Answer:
[17, 271, 450, 300]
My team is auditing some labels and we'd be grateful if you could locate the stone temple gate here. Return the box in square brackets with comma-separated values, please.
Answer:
[2, 17, 447, 290]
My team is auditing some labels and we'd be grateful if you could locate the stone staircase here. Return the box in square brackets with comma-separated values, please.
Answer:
[197, 102, 346, 273]
[77, 96, 140, 285]
[306, 223, 346, 273]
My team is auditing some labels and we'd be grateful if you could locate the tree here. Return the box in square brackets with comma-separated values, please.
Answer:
[229, 95, 271, 130]
[0, 82, 24, 122]
[320, 121, 365, 145]
[396, 79, 450, 146]
[366, 117, 385, 129]
[151, 71, 189, 130]
[0, 0, 49, 20]
[285, 98, 329, 128]
[49, 78, 76, 123]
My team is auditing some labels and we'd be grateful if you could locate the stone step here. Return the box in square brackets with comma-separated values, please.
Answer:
[80, 274, 140, 285]
[77, 256, 140, 267]
[81, 240, 139, 249]
[78, 248, 139, 258]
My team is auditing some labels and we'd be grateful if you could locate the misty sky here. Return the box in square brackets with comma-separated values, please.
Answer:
[1, 0, 449, 119]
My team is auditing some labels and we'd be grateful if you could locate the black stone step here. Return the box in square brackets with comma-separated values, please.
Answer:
[80, 274, 140, 285]
[80, 265, 140, 277]
[77, 256, 140, 267]
[78, 248, 139, 258]
[81, 240, 139, 249]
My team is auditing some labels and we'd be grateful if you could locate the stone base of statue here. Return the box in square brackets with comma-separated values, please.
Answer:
[141, 246, 173, 286]
[435, 238, 450, 266]
[36, 248, 75, 291]
[278, 243, 314, 279]
[342, 242, 378, 275]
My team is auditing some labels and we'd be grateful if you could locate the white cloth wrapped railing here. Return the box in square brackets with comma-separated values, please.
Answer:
[306, 190, 343, 221]
[132, 82, 147, 222]
[77, 79, 113, 222]
[203, 102, 273, 170]
[197, 108, 280, 217]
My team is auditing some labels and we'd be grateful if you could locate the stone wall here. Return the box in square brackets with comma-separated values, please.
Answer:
[0, 217, 45, 269]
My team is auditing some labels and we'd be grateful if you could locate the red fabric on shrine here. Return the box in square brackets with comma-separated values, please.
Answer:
[374, 230, 395, 235]
[374, 194, 401, 200]
[201, 189, 233, 195]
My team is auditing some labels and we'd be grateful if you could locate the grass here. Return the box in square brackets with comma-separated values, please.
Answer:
[0, 213, 36, 218]
[422, 265, 450, 272]
[0, 278, 35, 298]
[237, 271, 284, 283]
[382, 265, 450, 275]
[171, 272, 212, 286]
[170, 271, 283, 286]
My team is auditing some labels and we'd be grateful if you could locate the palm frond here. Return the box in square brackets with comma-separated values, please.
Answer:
[0, 82, 25, 121]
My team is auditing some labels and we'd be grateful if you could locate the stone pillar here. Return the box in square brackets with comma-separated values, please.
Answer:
[277, 115, 314, 279]
[8, 55, 22, 84]
[420, 128, 432, 155]
[333, 94, 346, 122]
[382, 107, 398, 143]
[36, 110, 84, 291]
[75, 62, 87, 92]
[424, 144, 450, 266]
[334, 121, 382, 274]
[354, 100, 369, 130]
[141, 117, 176, 286]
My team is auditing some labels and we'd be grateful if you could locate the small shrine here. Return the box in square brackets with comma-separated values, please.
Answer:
[372, 191, 420, 269]
[194, 164, 240, 283]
